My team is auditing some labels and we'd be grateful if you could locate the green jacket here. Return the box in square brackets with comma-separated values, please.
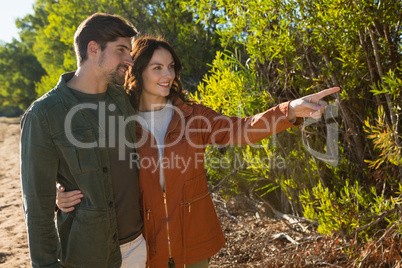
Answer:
[20, 73, 139, 268]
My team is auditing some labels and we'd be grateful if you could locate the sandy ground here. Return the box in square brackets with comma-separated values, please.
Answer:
[0, 117, 30, 267]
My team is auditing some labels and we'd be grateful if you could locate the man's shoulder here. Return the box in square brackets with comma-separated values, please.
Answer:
[25, 88, 62, 118]
[25, 72, 77, 117]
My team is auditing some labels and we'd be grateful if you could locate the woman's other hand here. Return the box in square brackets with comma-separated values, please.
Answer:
[56, 183, 84, 212]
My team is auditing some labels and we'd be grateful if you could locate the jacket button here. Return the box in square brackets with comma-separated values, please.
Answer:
[109, 201, 113, 208]
[103, 167, 108, 173]
[113, 233, 118, 241]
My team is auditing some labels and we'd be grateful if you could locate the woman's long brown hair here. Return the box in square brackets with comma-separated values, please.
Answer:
[125, 36, 191, 111]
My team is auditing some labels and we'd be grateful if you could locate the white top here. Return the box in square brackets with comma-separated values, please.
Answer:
[137, 100, 174, 191]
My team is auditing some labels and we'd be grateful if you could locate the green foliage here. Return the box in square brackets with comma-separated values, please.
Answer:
[364, 106, 402, 169]
[0, 105, 23, 117]
[194, 50, 272, 115]
[371, 67, 402, 101]
[35, 66, 65, 97]
[16, 0, 49, 48]
[301, 180, 401, 238]
[365, 67, 402, 170]
[0, 40, 46, 109]
[191, 49, 276, 196]
[185, 0, 402, 239]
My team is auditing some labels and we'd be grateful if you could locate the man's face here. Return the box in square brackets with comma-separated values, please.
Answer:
[98, 37, 133, 86]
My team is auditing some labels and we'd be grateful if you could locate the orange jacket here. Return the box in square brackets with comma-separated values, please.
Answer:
[136, 97, 298, 267]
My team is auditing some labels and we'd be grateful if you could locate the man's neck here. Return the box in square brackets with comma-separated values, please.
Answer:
[67, 66, 109, 94]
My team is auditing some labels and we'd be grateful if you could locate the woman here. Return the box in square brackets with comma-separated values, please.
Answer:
[57, 36, 339, 267]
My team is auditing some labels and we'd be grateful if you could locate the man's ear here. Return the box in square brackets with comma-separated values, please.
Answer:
[87, 41, 100, 58]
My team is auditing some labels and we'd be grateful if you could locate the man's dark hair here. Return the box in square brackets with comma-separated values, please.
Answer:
[74, 13, 138, 66]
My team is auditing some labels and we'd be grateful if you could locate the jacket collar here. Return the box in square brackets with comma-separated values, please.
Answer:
[171, 96, 193, 117]
[54, 72, 128, 113]
[54, 72, 82, 111]
[163, 96, 193, 136]
[135, 96, 194, 135]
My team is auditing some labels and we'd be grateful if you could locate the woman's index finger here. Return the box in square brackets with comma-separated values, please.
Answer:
[311, 87, 340, 102]
[312, 87, 340, 101]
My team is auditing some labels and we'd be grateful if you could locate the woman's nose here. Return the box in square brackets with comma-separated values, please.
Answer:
[163, 68, 174, 78]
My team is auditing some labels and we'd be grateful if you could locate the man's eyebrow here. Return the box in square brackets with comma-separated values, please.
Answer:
[116, 44, 132, 51]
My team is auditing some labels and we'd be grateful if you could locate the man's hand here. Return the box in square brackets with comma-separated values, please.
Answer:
[56, 183, 84, 212]
[288, 87, 340, 121]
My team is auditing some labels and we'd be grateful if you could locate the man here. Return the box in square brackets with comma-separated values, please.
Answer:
[20, 13, 145, 268]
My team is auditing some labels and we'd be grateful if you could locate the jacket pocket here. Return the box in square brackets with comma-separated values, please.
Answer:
[53, 129, 100, 175]
[180, 174, 221, 249]
[57, 208, 109, 267]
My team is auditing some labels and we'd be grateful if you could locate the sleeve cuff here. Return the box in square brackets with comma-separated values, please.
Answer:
[290, 117, 303, 126]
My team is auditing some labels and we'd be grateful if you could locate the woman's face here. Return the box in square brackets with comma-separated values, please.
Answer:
[141, 47, 175, 102]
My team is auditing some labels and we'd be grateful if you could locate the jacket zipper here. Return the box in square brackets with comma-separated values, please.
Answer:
[161, 123, 173, 259]
[145, 208, 151, 268]
[181, 192, 211, 213]
[146, 209, 151, 220]
[163, 192, 173, 258]
[140, 126, 173, 258]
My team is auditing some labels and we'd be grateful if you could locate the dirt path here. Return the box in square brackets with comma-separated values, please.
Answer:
[0, 117, 30, 267]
